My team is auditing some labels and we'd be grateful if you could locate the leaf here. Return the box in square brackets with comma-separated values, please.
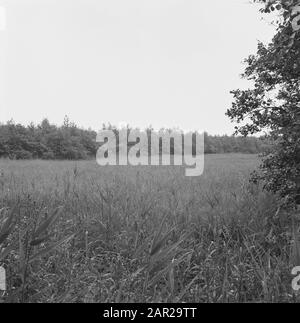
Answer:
[28, 234, 75, 263]
[0, 244, 14, 262]
[30, 234, 53, 246]
[0, 206, 17, 245]
[148, 251, 192, 287]
[175, 274, 199, 302]
[0, 208, 7, 224]
[150, 226, 175, 256]
[168, 266, 175, 295]
[33, 206, 63, 239]
[150, 231, 191, 266]
[133, 236, 150, 258]
[150, 214, 168, 255]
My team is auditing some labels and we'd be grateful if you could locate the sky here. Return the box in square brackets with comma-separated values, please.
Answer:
[0, 0, 276, 134]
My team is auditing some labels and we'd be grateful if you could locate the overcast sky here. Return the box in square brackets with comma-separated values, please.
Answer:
[0, 0, 276, 134]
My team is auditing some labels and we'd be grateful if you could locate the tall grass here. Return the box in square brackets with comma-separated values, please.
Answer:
[0, 154, 299, 302]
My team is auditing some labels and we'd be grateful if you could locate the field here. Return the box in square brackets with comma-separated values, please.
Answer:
[0, 154, 298, 303]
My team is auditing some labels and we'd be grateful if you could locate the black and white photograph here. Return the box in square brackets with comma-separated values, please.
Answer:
[0, 0, 300, 307]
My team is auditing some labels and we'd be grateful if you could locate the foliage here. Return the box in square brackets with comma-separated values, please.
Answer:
[0, 156, 299, 302]
[0, 119, 269, 160]
[0, 118, 97, 160]
[226, 0, 300, 206]
[0, 204, 74, 302]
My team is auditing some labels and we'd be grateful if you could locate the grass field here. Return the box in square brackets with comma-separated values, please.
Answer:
[0, 154, 299, 302]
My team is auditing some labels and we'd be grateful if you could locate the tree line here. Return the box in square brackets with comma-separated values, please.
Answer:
[0, 117, 270, 160]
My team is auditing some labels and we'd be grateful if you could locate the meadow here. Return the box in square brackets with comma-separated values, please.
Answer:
[0, 154, 299, 302]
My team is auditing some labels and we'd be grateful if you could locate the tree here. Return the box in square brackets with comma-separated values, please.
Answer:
[226, 0, 300, 206]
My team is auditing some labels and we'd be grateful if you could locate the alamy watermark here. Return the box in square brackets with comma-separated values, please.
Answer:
[0, 266, 5, 291]
[96, 129, 204, 177]
[292, 266, 300, 292]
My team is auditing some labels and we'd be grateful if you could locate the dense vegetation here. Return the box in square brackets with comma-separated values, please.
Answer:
[0, 156, 299, 303]
[227, 0, 300, 206]
[0, 0, 299, 304]
[0, 118, 269, 160]
[0, 118, 97, 160]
